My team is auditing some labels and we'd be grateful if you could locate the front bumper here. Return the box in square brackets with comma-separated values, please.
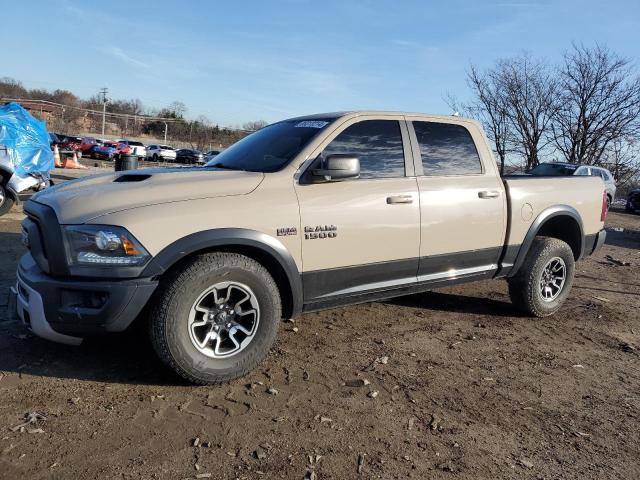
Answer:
[14, 253, 158, 343]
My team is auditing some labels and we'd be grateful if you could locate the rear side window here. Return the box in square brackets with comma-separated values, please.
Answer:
[322, 120, 405, 179]
[594, 168, 610, 180]
[413, 121, 482, 176]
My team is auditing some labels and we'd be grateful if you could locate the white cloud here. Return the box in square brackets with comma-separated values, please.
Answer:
[101, 46, 150, 69]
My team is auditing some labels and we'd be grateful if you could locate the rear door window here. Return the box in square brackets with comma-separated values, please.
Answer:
[412, 121, 482, 175]
[321, 120, 405, 179]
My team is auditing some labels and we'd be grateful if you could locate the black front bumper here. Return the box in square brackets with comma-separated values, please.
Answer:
[17, 253, 158, 337]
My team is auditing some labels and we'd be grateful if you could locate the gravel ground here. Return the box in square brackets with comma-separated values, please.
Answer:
[0, 201, 639, 480]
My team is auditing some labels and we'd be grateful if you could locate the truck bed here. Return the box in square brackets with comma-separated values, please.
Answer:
[502, 175, 605, 251]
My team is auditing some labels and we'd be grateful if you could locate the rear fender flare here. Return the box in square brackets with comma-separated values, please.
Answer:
[507, 205, 584, 277]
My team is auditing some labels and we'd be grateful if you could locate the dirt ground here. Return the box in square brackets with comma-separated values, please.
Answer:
[0, 203, 639, 480]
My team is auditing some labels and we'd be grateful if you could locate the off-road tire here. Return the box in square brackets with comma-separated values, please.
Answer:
[508, 237, 575, 317]
[0, 184, 14, 216]
[149, 252, 281, 384]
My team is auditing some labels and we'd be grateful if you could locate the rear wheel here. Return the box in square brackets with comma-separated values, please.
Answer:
[149, 252, 281, 384]
[508, 237, 575, 317]
[0, 183, 14, 216]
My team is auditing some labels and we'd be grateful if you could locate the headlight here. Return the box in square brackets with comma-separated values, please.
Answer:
[63, 225, 150, 267]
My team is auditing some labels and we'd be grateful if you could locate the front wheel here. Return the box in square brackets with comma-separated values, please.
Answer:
[0, 183, 15, 216]
[149, 252, 282, 384]
[508, 237, 575, 317]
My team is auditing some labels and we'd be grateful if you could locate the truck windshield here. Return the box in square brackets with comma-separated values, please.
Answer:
[205, 119, 332, 172]
[529, 163, 578, 176]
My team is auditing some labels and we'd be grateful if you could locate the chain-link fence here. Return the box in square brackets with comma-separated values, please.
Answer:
[3, 98, 251, 152]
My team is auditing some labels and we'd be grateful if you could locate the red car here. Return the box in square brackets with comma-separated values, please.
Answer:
[58, 135, 83, 151]
[79, 137, 98, 154]
[115, 142, 132, 155]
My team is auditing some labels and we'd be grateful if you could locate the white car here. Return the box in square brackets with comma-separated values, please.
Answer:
[146, 144, 177, 162]
[117, 140, 147, 158]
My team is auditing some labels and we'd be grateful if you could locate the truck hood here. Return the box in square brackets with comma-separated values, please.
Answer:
[32, 167, 264, 224]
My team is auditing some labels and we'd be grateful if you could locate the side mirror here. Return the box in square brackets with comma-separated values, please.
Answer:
[312, 154, 360, 182]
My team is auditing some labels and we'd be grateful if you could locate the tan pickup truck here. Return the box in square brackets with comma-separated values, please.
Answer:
[14, 111, 607, 384]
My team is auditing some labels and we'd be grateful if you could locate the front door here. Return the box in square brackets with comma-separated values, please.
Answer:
[295, 118, 421, 305]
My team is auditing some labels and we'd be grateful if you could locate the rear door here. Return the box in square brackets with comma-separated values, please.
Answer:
[295, 116, 421, 305]
[408, 119, 506, 282]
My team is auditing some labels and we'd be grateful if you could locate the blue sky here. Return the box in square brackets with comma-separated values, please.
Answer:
[1, 0, 638, 127]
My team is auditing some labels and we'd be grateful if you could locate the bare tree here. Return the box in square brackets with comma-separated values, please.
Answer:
[464, 65, 511, 175]
[243, 120, 268, 131]
[497, 55, 558, 170]
[167, 101, 187, 119]
[600, 138, 640, 186]
[552, 44, 640, 165]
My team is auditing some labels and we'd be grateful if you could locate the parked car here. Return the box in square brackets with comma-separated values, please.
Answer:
[204, 150, 221, 162]
[48, 133, 61, 146]
[92, 142, 119, 160]
[528, 162, 617, 208]
[13, 111, 609, 384]
[58, 135, 83, 151]
[146, 144, 177, 162]
[626, 188, 640, 214]
[176, 148, 204, 164]
[117, 140, 146, 158]
[78, 137, 98, 155]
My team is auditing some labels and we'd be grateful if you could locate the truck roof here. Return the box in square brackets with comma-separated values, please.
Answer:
[287, 111, 480, 126]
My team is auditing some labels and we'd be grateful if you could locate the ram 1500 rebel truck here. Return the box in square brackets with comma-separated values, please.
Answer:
[13, 112, 608, 384]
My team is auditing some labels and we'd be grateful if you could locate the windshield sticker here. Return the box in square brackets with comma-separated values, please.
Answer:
[294, 120, 329, 128]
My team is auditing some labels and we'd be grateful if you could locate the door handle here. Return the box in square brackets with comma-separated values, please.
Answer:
[387, 195, 414, 204]
[478, 190, 500, 199]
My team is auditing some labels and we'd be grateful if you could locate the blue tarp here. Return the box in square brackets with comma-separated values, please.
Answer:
[0, 102, 53, 176]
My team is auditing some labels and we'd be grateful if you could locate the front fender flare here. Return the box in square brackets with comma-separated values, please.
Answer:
[142, 228, 302, 317]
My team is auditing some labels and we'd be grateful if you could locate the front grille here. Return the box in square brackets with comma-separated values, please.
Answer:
[26, 214, 47, 259]
[22, 200, 68, 275]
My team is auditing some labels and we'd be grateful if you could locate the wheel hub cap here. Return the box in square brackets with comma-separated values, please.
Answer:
[539, 257, 566, 302]
[187, 281, 260, 358]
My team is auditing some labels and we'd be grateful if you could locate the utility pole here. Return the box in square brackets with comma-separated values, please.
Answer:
[99, 87, 108, 136]
[164, 122, 168, 142]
